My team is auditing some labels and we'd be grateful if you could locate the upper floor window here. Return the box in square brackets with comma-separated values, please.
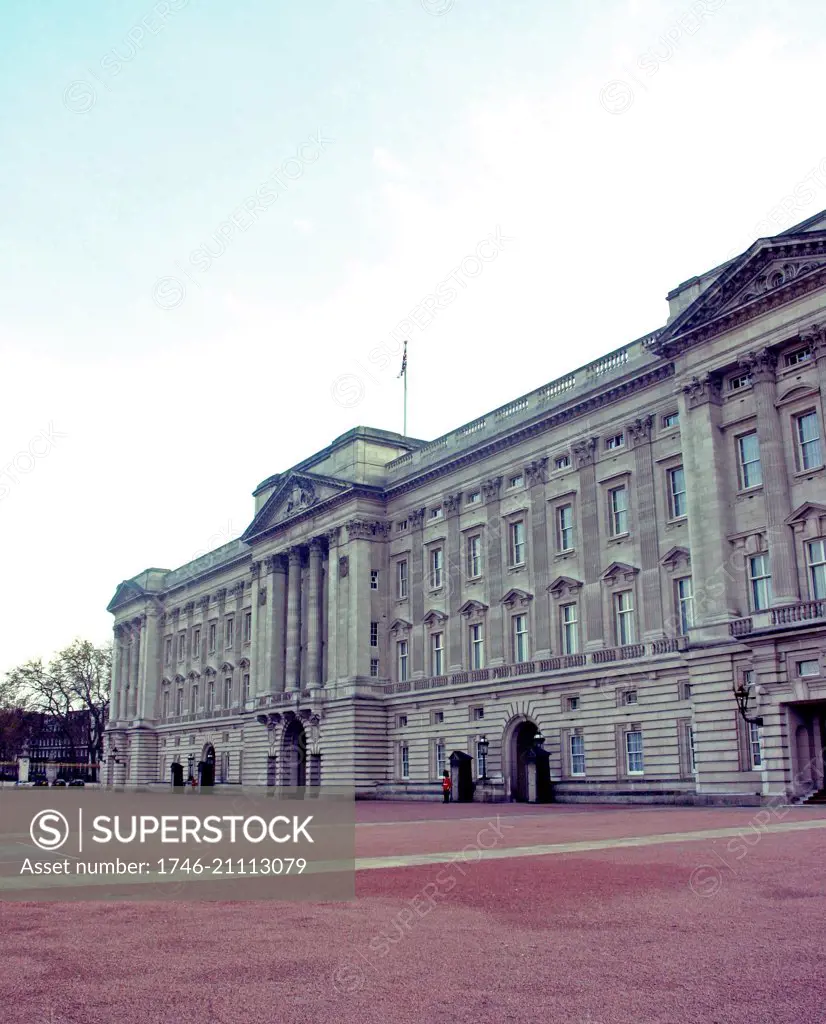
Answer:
[206, 681, 215, 713]
[807, 539, 826, 600]
[242, 673, 250, 703]
[507, 474, 524, 489]
[509, 520, 526, 566]
[193, 628, 201, 657]
[785, 346, 811, 367]
[667, 466, 687, 519]
[370, 570, 379, 590]
[622, 688, 638, 706]
[396, 519, 408, 533]
[162, 690, 170, 719]
[370, 621, 378, 647]
[176, 689, 184, 716]
[512, 614, 529, 663]
[225, 616, 234, 649]
[190, 684, 199, 714]
[557, 504, 575, 551]
[662, 411, 679, 428]
[243, 613, 251, 644]
[165, 637, 173, 665]
[467, 534, 482, 578]
[605, 433, 624, 450]
[469, 623, 485, 669]
[566, 695, 580, 711]
[798, 659, 820, 677]
[608, 485, 628, 536]
[397, 559, 409, 599]
[748, 553, 772, 611]
[561, 603, 578, 655]
[737, 432, 762, 489]
[429, 507, 443, 520]
[466, 490, 481, 505]
[472, 706, 485, 721]
[729, 373, 752, 392]
[554, 453, 571, 470]
[431, 632, 445, 676]
[208, 623, 216, 653]
[676, 577, 694, 634]
[223, 676, 232, 707]
[397, 640, 409, 682]
[614, 591, 635, 645]
[429, 547, 444, 589]
[370, 658, 380, 678]
[794, 411, 823, 470]
[177, 633, 185, 662]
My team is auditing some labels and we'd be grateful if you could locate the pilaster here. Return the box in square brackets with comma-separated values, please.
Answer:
[627, 415, 663, 638]
[444, 492, 463, 671]
[482, 478, 504, 664]
[285, 547, 302, 690]
[526, 458, 551, 657]
[572, 437, 603, 651]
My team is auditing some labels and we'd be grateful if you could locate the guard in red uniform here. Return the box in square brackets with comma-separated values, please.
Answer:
[442, 770, 451, 803]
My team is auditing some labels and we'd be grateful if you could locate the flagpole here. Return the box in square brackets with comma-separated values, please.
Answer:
[404, 355, 408, 435]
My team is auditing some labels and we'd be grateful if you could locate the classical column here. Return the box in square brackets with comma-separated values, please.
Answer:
[111, 626, 124, 722]
[525, 459, 550, 657]
[324, 529, 340, 685]
[572, 438, 603, 651]
[138, 608, 160, 721]
[801, 323, 826, 393]
[741, 349, 798, 606]
[408, 509, 427, 676]
[444, 493, 463, 671]
[627, 416, 663, 637]
[482, 478, 504, 664]
[249, 562, 261, 703]
[285, 547, 302, 690]
[127, 618, 142, 719]
[307, 539, 323, 687]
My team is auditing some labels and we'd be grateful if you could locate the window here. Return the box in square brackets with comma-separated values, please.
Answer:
[242, 673, 250, 703]
[608, 485, 628, 536]
[508, 474, 524, 489]
[436, 742, 446, 777]
[667, 466, 687, 518]
[431, 632, 445, 676]
[470, 623, 485, 669]
[729, 373, 751, 391]
[165, 637, 172, 665]
[433, 710, 444, 725]
[370, 658, 379, 678]
[370, 570, 379, 590]
[662, 411, 679, 428]
[243, 613, 251, 644]
[176, 689, 184, 716]
[749, 721, 762, 769]
[225, 617, 234, 649]
[557, 504, 575, 551]
[513, 613, 529, 663]
[605, 433, 624, 450]
[566, 695, 579, 711]
[206, 681, 215, 713]
[795, 411, 822, 470]
[162, 690, 170, 718]
[397, 640, 409, 682]
[429, 507, 443, 520]
[401, 744, 410, 779]
[625, 730, 644, 774]
[807, 539, 826, 599]
[398, 714, 408, 727]
[193, 628, 201, 657]
[467, 534, 482, 578]
[397, 559, 409, 599]
[622, 689, 638, 706]
[737, 432, 762, 489]
[614, 591, 635, 645]
[554, 454, 571, 470]
[370, 622, 378, 647]
[177, 633, 185, 662]
[466, 490, 481, 505]
[430, 548, 444, 589]
[785, 346, 811, 366]
[570, 734, 586, 776]
[223, 676, 232, 707]
[680, 681, 692, 701]
[676, 577, 694, 634]
[396, 519, 408, 533]
[208, 623, 216, 653]
[476, 739, 486, 779]
[190, 685, 199, 714]
[561, 603, 578, 655]
[748, 553, 772, 611]
[509, 520, 526, 566]
[798, 659, 820, 677]
[687, 724, 696, 774]
[472, 706, 485, 721]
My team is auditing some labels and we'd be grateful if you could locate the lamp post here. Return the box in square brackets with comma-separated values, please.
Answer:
[534, 732, 545, 752]
[733, 680, 763, 727]
[478, 735, 489, 782]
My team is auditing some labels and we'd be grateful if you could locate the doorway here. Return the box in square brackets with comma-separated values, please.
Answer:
[282, 720, 307, 787]
[511, 720, 538, 802]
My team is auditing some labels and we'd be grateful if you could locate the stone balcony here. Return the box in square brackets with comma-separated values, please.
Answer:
[729, 600, 826, 637]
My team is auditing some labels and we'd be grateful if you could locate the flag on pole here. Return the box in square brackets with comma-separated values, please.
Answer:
[398, 340, 407, 378]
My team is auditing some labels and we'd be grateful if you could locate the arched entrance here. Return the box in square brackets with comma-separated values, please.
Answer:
[509, 719, 538, 802]
[282, 720, 307, 788]
[199, 744, 216, 787]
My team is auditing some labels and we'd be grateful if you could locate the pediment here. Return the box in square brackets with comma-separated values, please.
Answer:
[422, 609, 448, 626]
[501, 588, 533, 608]
[107, 579, 145, 613]
[174, 674, 186, 685]
[458, 599, 489, 616]
[220, 662, 234, 673]
[242, 471, 353, 541]
[776, 384, 820, 407]
[389, 618, 412, 635]
[601, 561, 639, 583]
[660, 546, 691, 570]
[547, 575, 584, 597]
[785, 502, 826, 526]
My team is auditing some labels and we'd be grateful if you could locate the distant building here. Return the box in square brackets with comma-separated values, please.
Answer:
[106, 211, 826, 804]
[27, 709, 98, 777]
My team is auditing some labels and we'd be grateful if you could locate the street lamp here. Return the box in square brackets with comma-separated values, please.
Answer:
[534, 732, 546, 752]
[733, 681, 763, 727]
[478, 735, 489, 781]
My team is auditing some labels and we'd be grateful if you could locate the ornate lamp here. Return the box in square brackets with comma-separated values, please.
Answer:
[534, 732, 546, 752]
[477, 735, 489, 781]
[733, 680, 763, 727]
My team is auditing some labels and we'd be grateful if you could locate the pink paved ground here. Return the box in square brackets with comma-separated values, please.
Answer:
[2, 803, 825, 1024]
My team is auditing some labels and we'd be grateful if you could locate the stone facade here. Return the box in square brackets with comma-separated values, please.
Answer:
[106, 211, 826, 804]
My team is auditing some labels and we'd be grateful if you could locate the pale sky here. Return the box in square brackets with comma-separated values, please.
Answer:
[1, 0, 825, 677]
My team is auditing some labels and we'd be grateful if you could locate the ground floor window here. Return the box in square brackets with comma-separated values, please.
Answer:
[625, 730, 644, 774]
[749, 721, 762, 769]
[570, 733, 585, 776]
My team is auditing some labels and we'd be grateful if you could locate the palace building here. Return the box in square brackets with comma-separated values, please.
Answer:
[106, 211, 826, 804]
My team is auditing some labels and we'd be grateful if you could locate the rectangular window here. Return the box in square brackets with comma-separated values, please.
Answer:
[223, 676, 232, 707]
[467, 534, 482, 578]
[436, 742, 446, 777]
[513, 614, 529, 663]
[795, 411, 822, 470]
[242, 673, 250, 703]
[193, 628, 201, 657]
[190, 685, 199, 714]
[681, 681, 692, 701]
[176, 689, 184, 716]
[687, 724, 696, 774]
[370, 621, 378, 648]
[469, 623, 485, 669]
[397, 640, 409, 682]
[609, 485, 628, 535]
[429, 507, 443, 520]
[162, 690, 170, 718]
[472, 706, 484, 721]
[622, 689, 638, 706]
[509, 520, 526, 566]
[397, 559, 409, 599]
[401, 744, 410, 779]
[177, 633, 185, 662]
[785, 346, 811, 366]
[165, 637, 173, 665]
[570, 734, 586, 776]
[370, 658, 379, 678]
[206, 681, 215, 713]
[749, 721, 762, 769]
[798, 659, 820, 677]
[243, 612, 251, 644]
[729, 373, 751, 391]
[626, 730, 644, 774]
[748, 553, 772, 611]
[667, 466, 687, 518]
[396, 519, 408, 533]
[430, 547, 444, 589]
[566, 695, 579, 711]
[554, 454, 571, 470]
[662, 412, 679, 428]
[431, 632, 444, 676]
[476, 739, 486, 779]
[466, 491, 481, 505]
[561, 603, 578, 655]
[508, 474, 524, 489]
[557, 504, 575, 551]
[398, 714, 408, 728]
[614, 591, 635, 645]
[605, 433, 624, 450]
[370, 570, 379, 590]
[676, 577, 694, 634]
[738, 432, 762, 489]
[433, 710, 444, 724]
[208, 623, 216, 653]
[225, 617, 234, 649]
[807, 539, 826, 599]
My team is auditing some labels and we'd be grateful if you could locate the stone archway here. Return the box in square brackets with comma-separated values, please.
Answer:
[505, 717, 539, 802]
[199, 743, 216, 787]
[282, 719, 307, 788]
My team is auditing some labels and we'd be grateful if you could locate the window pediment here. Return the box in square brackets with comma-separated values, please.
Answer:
[776, 384, 820, 407]
[785, 501, 826, 536]
[389, 618, 412, 637]
[422, 609, 448, 626]
[220, 662, 234, 673]
[660, 547, 691, 573]
[601, 561, 639, 585]
[501, 588, 533, 608]
[174, 674, 186, 685]
[547, 575, 584, 599]
[187, 670, 200, 681]
[458, 599, 489, 617]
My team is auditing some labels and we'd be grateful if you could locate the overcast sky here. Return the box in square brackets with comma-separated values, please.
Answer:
[1, 0, 825, 676]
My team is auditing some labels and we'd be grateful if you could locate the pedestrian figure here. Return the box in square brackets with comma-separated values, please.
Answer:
[187, 774, 197, 787]
[442, 770, 451, 803]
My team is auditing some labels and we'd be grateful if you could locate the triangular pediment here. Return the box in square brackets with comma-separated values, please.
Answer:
[389, 618, 412, 635]
[458, 599, 489, 616]
[107, 579, 145, 613]
[656, 230, 826, 354]
[547, 575, 584, 596]
[601, 561, 639, 583]
[501, 588, 533, 608]
[242, 471, 354, 541]
[785, 502, 826, 526]
[660, 546, 691, 569]
[422, 609, 448, 626]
